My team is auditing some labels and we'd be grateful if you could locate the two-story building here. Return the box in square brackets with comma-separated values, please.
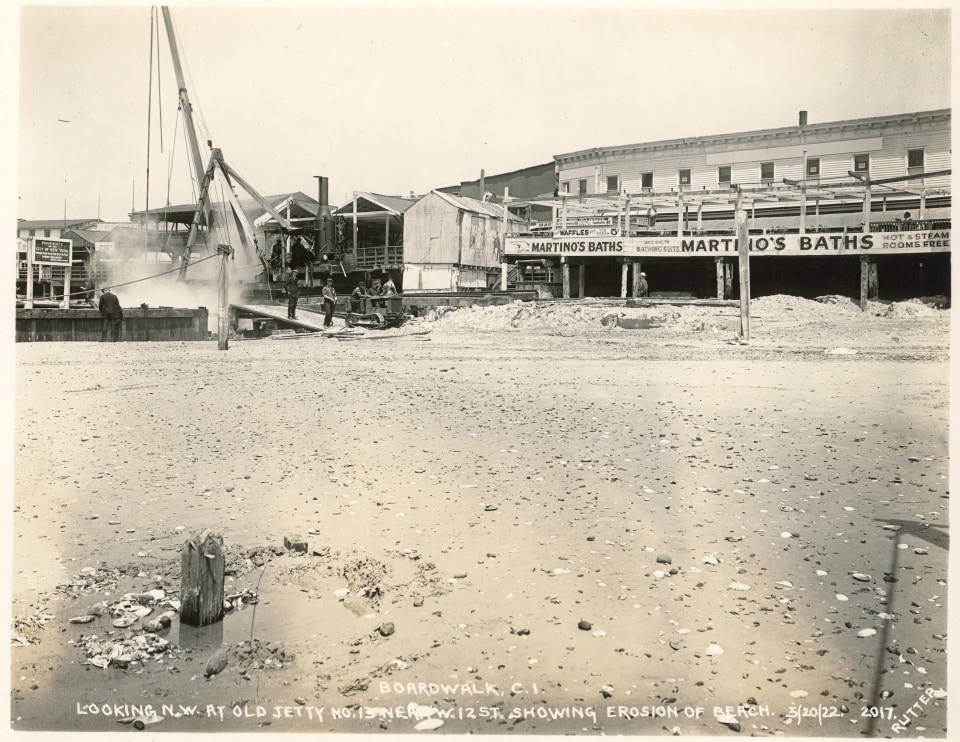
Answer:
[503, 109, 951, 300]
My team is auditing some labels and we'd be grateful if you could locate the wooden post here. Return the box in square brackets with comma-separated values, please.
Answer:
[501, 262, 509, 291]
[217, 244, 233, 351]
[696, 202, 703, 232]
[735, 187, 750, 341]
[578, 261, 586, 298]
[561, 195, 568, 230]
[862, 179, 871, 233]
[868, 260, 879, 299]
[352, 191, 359, 258]
[716, 257, 724, 299]
[920, 189, 927, 219]
[620, 262, 628, 298]
[180, 530, 225, 627]
[25, 239, 34, 310]
[677, 191, 684, 237]
[561, 257, 570, 298]
[632, 262, 642, 297]
[62, 264, 72, 310]
[623, 195, 631, 237]
[859, 256, 869, 311]
[501, 187, 510, 274]
[799, 185, 807, 234]
[724, 260, 734, 299]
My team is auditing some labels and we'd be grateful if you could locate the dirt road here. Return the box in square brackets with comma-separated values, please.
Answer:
[11, 297, 950, 737]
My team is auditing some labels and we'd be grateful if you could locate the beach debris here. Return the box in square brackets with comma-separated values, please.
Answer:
[283, 535, 308, 553]
[716, 713, 741, 732]
[578, 620, 593, 631]
[204, 645, 230, 678]
[378, 622, 396, 637]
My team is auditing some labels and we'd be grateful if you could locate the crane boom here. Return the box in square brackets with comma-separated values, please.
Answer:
[161, 7, 206, 191]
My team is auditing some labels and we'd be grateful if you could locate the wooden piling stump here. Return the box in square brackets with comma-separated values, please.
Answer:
[180, 530, 225, 627]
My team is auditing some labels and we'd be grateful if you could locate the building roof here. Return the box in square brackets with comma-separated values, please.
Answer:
[335, 192, 418, 217]
[129, 192, 318, 226]
[556, 108, 952, 163]
[429, 190, 517, 219]
[17, 218, 101, 231]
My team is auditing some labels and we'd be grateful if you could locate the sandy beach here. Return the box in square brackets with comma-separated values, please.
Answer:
[10, 295, 950, 737]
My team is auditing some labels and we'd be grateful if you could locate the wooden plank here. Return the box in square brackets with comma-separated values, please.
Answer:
[180, 530, 225, 627]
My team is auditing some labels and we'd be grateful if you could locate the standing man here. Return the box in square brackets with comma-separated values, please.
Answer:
[98, 288, 123, 342]
[285, 268, 300, 320]
[637, 271, 649, 298]
[321, 278, 338, 328]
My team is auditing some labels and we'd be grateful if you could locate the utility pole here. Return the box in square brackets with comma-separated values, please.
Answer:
[735, 186, 751, 341]
[217, 243, 233, 350]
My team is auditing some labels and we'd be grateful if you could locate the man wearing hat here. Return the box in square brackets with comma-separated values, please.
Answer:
[98, 287, 123, 341]
[637, 271, 649, 298]
[321, 278, 338, 328]
[285, 268, 300, 320]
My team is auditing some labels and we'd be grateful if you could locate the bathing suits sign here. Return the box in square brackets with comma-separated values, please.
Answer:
[505, 231, 950, 257]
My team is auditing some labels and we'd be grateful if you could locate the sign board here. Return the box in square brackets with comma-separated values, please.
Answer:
[96, 241, 116, 253]
[505, 230, 951, 257]
[32, 237, 72, 266]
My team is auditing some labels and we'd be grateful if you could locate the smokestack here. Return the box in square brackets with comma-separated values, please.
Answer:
[799, 110, 808, 126]
[314, 176, 331, 256]
[479, 169, 485, 201]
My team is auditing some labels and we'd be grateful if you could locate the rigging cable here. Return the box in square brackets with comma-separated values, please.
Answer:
[36, 252, 221, 303]
[144, 7, 154, 218]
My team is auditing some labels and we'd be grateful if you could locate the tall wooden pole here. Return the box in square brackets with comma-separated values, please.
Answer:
[735, 187, 750, 341]
[217, 244, 233, 351]
[500, 187, 510, 289]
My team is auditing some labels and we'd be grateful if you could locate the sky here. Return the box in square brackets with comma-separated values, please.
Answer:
[11, 2, 953, 223]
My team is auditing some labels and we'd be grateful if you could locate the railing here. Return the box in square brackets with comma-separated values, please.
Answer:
[354, 245, 404, 270]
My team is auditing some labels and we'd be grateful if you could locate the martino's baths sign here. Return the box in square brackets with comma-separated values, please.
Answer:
[505, 231, 950, 257]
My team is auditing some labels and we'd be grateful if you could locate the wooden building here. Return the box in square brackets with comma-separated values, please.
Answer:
[402, 190, 526, 291]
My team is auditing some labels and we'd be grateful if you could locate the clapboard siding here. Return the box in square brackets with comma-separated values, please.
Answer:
[557, 110, 950, 193]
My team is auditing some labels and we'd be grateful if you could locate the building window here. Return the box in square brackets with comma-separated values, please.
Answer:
[854, 153, 870, 172]
[760, 162, 775, 181]
[28, 229, 35, 236]
[578, 179, 587, 195]
[641, 172, 653, 190]
[718, 166, 731, 184]
[907, 149, 925, 169]
[678, 169, 691, 188]
[43, 229, 51, 237]
[606, 175, 619, 192]
[562, 181, 570, 193]
[806, 158, 820, 177]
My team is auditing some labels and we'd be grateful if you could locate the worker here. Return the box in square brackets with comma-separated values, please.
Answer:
[321, 278, 338, 328]
[285, 268, 300, 320]
[369, 278, 384, 309]
[350, 281, 369, 314]
[380, 275, 397, 296]
[270, 238, 284, 280]
[636, 271, 649, 298]
[98, 288, 123, 342]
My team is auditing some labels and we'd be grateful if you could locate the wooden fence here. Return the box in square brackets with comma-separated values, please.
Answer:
[16, 307, 209, 342]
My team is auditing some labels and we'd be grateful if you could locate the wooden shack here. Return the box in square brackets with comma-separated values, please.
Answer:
[402, 191, 525, 291]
